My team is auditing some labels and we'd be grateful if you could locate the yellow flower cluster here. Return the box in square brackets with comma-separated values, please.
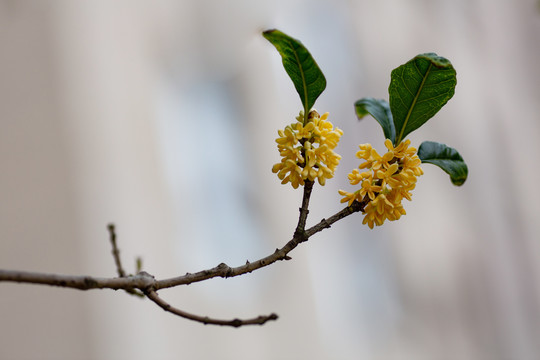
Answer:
[338, 139, 423, 228]
[272, 110, 343, 188]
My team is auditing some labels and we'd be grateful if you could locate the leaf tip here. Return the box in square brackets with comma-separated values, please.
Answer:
[262, 29, 277, 37]
[451, 163, 468, 186]
[451, 176, 467, 186]
[416, 52, 454, 68]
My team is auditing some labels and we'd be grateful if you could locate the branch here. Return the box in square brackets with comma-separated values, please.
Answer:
[0, 200, 365, 326]
[153, 199, 365, 290]
[0, 201, 365, 292]
[0, 269, 155, 290]
[145, 290, 278, 327]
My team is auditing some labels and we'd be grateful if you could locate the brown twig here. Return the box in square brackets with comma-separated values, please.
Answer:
[108, 224, 126, 278]
[145, 290, 278, 327]
[108, 224, 145, 297]
[153, 200, 365, 290]
[294, 180, 314, 241]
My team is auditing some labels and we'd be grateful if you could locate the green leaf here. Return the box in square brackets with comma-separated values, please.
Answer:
[418, 141, 468, 186]
[263, 29, 326, 123]
[389, 53, 457, 145]
[355, 98, 396, 143]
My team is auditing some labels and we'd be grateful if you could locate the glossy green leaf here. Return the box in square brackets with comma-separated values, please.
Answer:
[263, 29, 326, 123]
[389, 53, 457, 145]
[418, 141, 468, 186]
[355, 98, 396, 143]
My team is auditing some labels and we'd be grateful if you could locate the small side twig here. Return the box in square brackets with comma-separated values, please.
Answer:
[107, 223, 144, 297]
[108, 224, 126, 278]
[145, 290, 278, 327]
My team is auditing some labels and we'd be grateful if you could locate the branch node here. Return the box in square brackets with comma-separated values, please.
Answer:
[321, 218, 331, 229]
[293, 229, 308, 243]
[136, 271, 156, 292]
[83, 277, 98, 289]
[352, 199, 366, 213]
[217, 263, 234, 278]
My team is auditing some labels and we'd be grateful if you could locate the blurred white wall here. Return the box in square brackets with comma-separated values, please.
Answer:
[1, 0, 540, 359]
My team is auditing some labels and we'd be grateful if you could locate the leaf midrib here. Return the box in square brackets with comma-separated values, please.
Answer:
[396, 62, 433, 145]
[286, 39, 309, 124]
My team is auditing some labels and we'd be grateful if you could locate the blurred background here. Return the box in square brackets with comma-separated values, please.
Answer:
[1, 0, 539, 359]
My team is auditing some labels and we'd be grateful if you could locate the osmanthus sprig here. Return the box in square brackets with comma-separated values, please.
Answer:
[341, 53, 468, 227]
[264, 29, 343, 188]
[265, 30, 468, 228]
[0, 30, 470, 331]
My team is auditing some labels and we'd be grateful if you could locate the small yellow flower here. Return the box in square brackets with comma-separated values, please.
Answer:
[375, 162, 399, 185]
[362, 200, 386, 229]
[347, 169, 368, 185]
[386, 190, 408, 220]
[273, 110, 342, 188]
[294, 121, 315, 140]
[359, 179, 382, 201]
[275, 127, 297, 146]
[384, 139, 416, 158]
[338, 190, 359, 207]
